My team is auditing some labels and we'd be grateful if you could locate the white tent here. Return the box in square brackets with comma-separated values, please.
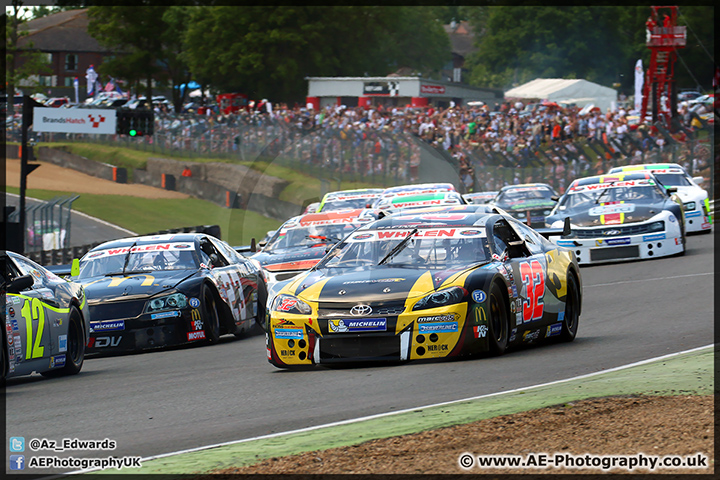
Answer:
[505, 78, 617, 112]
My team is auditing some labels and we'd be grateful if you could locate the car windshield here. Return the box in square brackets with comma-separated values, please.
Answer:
[316, 227, 491, 271]
[77, 243, 199, 278]
[263, 222, 362, 252]
[321, 197, 376, 211]
[652, 173, 691, 187]
[560, 182, 665, 213]
[497, 187, 555, 206]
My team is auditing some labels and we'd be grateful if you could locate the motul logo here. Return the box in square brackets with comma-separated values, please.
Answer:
[187, 331, 206, 341]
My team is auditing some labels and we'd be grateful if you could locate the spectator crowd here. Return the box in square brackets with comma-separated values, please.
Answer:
[10, 95, 713, 195]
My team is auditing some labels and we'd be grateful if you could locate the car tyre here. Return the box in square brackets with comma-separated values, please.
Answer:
[42, 306, 85, 377]
[202, 284, 221, 344]
[560, 272, 580, 342]
[488, 282, 509, 355]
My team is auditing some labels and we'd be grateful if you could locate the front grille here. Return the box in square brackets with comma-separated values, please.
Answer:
[89, 301, 144, 321]
[319, 334, 400, 360]
[574, 223, 662, 238]
[318, 303, 405, 318]
[590, 245, 639, 262]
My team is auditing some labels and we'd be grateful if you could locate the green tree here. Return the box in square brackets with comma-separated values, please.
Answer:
[462, 5, 713, 95]
[183, 6, 449, 103]
[5, 0, 53, 115]
[87, 3, 194, 111]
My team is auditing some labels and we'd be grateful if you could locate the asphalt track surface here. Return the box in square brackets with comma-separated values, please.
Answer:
[5, 232, 714, 474]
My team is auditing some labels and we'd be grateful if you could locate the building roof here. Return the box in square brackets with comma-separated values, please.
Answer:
[504, 78, 618, 111]
[17, 8, 113, 53]
[443, 21, 476, 58]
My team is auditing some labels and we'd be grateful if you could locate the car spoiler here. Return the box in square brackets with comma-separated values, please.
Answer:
[46, 264, 73, 277]
[234, 238, 258, 257]
[535, 218, 572, 239]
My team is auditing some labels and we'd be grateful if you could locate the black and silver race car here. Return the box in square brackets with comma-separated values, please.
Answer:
[266, 205, 582, 368]
[3, 250, 90, 382]
[490, 183, 559, 228]
[73, 233, 267, 354]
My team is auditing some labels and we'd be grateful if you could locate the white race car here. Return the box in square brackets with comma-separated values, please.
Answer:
[545, 171, 685, 265]
[607, 164, 711, 234]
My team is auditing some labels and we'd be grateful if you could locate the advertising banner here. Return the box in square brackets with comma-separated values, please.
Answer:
[33, 107, 117, 134]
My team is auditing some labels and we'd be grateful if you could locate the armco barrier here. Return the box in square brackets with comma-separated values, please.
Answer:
[37, 146, 127, 183]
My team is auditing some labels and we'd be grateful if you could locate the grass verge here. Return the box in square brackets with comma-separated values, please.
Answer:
[6, 186, 282, 246]
[96, 345, 713, 475]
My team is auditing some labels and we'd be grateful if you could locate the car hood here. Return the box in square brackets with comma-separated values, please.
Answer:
[672, 186, 704, 202]
[287, 265, 474, 304]
[559, 202, 666, 227]
[497, 199, 557, 211]
[78, 269, 197, 303]
[253, 247, 328, 272]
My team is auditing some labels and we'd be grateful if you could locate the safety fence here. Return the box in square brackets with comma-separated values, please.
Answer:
[6, 195, 79, 255]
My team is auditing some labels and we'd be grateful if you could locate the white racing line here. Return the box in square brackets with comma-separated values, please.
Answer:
[53, 343, 713, 477]
[584, 272, 713, 288]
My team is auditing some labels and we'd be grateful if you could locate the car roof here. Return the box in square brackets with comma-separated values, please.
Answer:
[500, 183, 554, 191]
[380, 183, 456, 194]
[568, 171, 656, 189]
[284, 208, 378, 227]
[608, 163, 686, 174]
[89, 233, 205, 251]
[364, 205, 499, 229]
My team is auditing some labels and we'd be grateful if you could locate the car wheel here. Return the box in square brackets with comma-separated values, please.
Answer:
[560, 272, 580, 342]
[488, 282, 509, 355]
[42, 306, 85, 377]
[202, 284, 221, 344]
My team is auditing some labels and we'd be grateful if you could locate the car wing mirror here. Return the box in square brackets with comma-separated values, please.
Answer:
[250, 238, 257, 253]
[692, 176, 704, 185]
[7, 274, 34, 294]
[666, 186, 678, 195]
[551, 195, 559, 202]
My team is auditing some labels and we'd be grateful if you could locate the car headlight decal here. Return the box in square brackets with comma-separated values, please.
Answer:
[683, 201, 696, 211]
[647, 221, 665, 232]
[271, 293, 312, 314]
[144, 293, 188, 313]
[412, 286, 467, 311]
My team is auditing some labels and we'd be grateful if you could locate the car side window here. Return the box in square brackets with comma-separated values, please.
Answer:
[513, 223, 544, 255]
[206, 237, 231, 267]
[11, 255, 45, 288]
[493, 219, 529, 258]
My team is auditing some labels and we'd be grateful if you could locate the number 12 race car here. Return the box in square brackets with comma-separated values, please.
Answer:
[3, 251, 90, 382]
[266, 205, 581, 368]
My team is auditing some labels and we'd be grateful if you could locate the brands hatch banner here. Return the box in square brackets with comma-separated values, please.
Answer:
[33, 107, 117, 134]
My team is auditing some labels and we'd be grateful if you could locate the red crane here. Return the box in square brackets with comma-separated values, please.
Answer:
[640, 6, 686, 129]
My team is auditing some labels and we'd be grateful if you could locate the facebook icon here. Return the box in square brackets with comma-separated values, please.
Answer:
[10, 455, 25, 470]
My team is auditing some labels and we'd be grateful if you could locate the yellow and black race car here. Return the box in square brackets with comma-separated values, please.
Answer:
[266, 205, 582, 368]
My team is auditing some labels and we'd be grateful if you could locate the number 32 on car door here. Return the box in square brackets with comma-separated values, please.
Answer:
[519, 260, 545, 322]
